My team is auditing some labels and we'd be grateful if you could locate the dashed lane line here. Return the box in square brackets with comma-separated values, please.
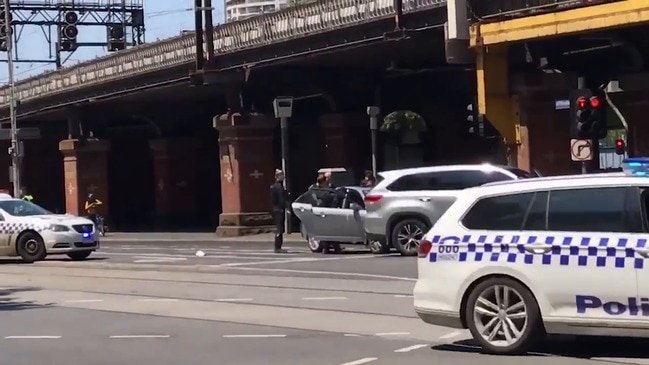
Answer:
[214, 298, 254, 302]
[136, 298, 179, 302]
[375, 332, 410, 336]
[394, 344, 428, 353]
[4, 336, 61, 339]
[109, 335, 170, 339]
[339, 358, 378, 365]
[63, 299, 104, 303]
[344, 334, 361, 337]
[301, 296, 347, 301]
[393, 295, 413, 298]
[222, 334, 287, 338]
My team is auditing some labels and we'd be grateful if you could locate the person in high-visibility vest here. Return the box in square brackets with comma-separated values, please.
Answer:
[21, 187, 34, 203]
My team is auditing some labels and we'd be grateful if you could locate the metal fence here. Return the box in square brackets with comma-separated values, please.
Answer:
[468, 0, 623, 19]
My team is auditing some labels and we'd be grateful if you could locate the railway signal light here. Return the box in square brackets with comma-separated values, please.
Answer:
[60, 11, 78, 52]
[107, 25, 126, 52]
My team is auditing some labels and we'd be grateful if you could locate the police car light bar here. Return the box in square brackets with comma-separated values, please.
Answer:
[622, 158, 649, 176]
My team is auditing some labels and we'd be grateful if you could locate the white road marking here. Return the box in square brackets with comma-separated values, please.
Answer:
[109, 335, 170, 339]
[224, 267, 417, 281]
[301, 296, 347, 301]
[343, 334, 361, 337]
[214, 298, 254, 302]
[5, 336, 61, 339]
[136, 298, 178, 302]
[222, 334, 287, 338]
[439, 330, 462, 340]
[375, 332, 410, 336]
[340, 358, 378, 365]
[63, 299, 104, 303]
[132, 255, 188, 264]
[217, 258, 322, 267]
[394, 344, 428, 353]
[393, 294, 413, 298]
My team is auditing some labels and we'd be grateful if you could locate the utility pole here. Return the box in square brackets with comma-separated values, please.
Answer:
[3, 0, 20, 197]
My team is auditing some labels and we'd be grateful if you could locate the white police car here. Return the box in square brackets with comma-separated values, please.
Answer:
[0, 194, 98, 262]
[414, 158, 649, 354]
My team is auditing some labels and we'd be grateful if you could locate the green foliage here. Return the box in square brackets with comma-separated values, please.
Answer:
[380, 110, 426, 133]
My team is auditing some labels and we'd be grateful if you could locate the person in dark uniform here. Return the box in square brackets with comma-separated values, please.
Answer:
[270, 169, 290, 253]
[360, 170, 376, 187]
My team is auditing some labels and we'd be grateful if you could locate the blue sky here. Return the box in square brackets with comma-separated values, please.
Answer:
[0, 0, 225, 82]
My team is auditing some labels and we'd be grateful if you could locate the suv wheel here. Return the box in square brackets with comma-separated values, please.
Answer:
[368, 240, 390, 254]
[465, 277, 544, 354]
[391, 219, 427, 256]
[307, 236, 324, 253]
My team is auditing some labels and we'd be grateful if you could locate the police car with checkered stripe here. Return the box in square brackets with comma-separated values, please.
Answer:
[0, 194, 98, 262]
[414, 158, 649, 355]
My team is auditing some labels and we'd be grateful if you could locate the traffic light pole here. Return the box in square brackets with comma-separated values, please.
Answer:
[3, 0, 20, 197]
[577, 76, 588, 175]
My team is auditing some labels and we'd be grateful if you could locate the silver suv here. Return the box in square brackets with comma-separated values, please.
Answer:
[363, 164, 533, 256]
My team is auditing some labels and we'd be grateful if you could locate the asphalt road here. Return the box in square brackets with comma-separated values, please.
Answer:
[0, 240, 646, 364]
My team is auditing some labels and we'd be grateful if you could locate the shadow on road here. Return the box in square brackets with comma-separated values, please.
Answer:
[0, 286, 49, 312]
[432, 336, 649, 359]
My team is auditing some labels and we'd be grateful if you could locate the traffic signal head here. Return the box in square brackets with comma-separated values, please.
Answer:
[64, 11, 78, 24]
[615, 139, 625, 155]
[571, 89, 607, 139]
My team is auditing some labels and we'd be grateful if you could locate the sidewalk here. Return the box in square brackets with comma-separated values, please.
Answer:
[101, 232, 306, 243]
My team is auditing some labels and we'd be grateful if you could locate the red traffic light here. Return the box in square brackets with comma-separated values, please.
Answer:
[577, 96, 588, 109]
[590, 96, 601, 108]
[64, 11, 78, 24]
[616, 139, 624, 148]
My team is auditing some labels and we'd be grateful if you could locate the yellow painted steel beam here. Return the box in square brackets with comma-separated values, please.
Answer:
[470, 0, 649, 47]
[476, 44, 520, 144]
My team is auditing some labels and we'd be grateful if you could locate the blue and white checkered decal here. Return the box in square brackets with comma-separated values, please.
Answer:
[0, 222, 40, 235]
[428, 234, 646, 269]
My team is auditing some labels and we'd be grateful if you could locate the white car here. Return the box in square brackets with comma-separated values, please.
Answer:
[414, 158, 649, 354]
[0, 196, 99, 262]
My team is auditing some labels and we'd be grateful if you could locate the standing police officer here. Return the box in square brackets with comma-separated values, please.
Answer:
[270, 169, 290, 253]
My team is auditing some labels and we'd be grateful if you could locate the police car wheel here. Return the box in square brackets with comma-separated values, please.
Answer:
[391, 219, 427, 256]
[67, 251, 92, 261]
[466, 277, 543, 355]
[17, 233, 46, 263]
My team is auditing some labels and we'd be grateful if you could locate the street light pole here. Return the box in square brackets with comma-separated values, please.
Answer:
[367, 106, 380, 177]
[3, 0, 20, 197]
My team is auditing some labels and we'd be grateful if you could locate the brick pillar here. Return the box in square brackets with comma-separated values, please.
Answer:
[59, 139, 110, 217]
[149, 138, 197, 226]
[214, 112, 277, 236]
[319, 113, 350, 167]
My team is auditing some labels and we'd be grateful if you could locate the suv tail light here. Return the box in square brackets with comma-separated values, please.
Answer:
[364, 194, 383, 204]
[418, 239, 432, 258]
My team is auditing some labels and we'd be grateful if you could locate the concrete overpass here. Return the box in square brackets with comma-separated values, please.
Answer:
[0, 0, 446, 119]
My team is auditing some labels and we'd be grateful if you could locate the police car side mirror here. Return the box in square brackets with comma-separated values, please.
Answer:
[350, 203, 362, 211]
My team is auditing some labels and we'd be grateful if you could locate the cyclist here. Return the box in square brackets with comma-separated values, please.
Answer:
[20, 187, 34, 203]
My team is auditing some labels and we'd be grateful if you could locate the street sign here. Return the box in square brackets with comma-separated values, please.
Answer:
[570, 138, 593, 161]
[0, 128, 40, 140]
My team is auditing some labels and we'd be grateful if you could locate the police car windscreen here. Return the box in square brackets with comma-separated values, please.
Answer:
[0, 200, 51, 217]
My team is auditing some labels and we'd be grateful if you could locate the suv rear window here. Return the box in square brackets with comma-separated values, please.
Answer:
[387, 170, 514, 191]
